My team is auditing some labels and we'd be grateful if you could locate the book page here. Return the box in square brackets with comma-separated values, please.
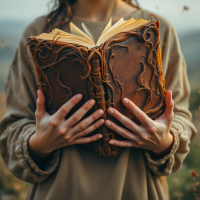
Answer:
[70, 22, 95, 45]
[102, 17, 125, 35]
[96, 17, 125, 45]
[36, 33, 94, 48]
[96, 19, 150, 46]
[35, 18, 151, 49]
[99, 17, 112, 38]
[81, 23, 94, 41]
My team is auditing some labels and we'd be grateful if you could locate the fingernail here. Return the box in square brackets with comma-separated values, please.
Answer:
[106, 121, 111, 126]
[99, 120, 104, 125]
[97, 135, 102, 139]
[109, 141, 114, 145]
[77, 94, 82, 100]
[123, 98, 129, 105]
[89, 99, 95, 106]
[109, 108, 114, 114]
[97, 110, 104, 116]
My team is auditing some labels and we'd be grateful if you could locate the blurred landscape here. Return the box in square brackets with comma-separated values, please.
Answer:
[0, 12, 200, 200]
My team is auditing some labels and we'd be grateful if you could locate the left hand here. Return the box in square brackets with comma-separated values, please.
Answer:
[105, 90, 174, 157]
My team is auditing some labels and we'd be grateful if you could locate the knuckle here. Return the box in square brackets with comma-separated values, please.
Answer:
[92, 113, 98, 121]
[125, 143, 132, 148]
[65, 135, 71, 141]
[126, 120, 133, 129]
[109, 122, 114, 129]
[79, 122, 86, 130]
[35, 111, 39, 118]
[141, 135, 149, 141]
[148, 125, 157, 134]
[36, 101, 42, 106]
[135, 144, 140, 148]
[68, 140, 74, 145]
[137, 140, 143, 146]
[125, 143, 129, 148]
[123, 130, 129, 137]
[60, 106, 69, 114]
[58, 129, 66, 135]
[77, 138, 83, 144]
[171, 100, 174, 107]
[171, 112, 174, 120]
[97, 109, 103, 116]
[73, 114, 81, 122]
[84, 103, 91, 111]
[71, 97, 78, 105]
[49, 118, 59, 127]
[87, 138, 92, 143]
[67, 137, 73, 144]
[137, 112, 145, 120]
[95, 121, 100, 128]
[82, 129, 88, 136]
[113, 124, 118, 131]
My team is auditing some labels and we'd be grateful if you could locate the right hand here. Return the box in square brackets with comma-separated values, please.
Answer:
[28, 90, 104, 160]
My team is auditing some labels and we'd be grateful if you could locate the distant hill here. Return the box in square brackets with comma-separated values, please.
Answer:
[179, 31, 200, 63]
[0, 21, 28, 61]
[179, 31, 200, 76]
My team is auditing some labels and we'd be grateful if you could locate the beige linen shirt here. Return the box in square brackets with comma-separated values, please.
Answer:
[0, 8, 197, 200]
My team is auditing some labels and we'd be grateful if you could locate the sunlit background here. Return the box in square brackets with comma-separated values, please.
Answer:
[0, 0, 200, 199]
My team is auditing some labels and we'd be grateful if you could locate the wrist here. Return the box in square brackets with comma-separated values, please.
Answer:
[28, 133, 52, 158]
[152, 131, 174, 158]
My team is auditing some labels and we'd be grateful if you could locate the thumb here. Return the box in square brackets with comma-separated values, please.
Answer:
[164, 90, 174, 121]
[35, 90, 46, 119]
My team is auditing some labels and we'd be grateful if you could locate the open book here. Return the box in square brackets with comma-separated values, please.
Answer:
[26, 15, 166, 157]
[36, 17, 150, 48]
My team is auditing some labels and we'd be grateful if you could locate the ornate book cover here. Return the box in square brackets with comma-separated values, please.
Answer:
[26, 15, 166, 156]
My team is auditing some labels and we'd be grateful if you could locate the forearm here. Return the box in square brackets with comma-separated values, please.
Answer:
[144, 112, 197, 176]
[0, 118, 61, 183]
[151, 130, 174, 159]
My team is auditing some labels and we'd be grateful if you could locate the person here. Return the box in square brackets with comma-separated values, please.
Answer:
[0, 0, 197, 199]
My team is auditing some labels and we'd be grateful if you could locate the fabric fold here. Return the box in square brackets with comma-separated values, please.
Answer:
[144, 121, 182, 175]
[17, 126, 61, 175]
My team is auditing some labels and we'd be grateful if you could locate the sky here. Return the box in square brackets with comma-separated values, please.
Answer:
[0, 0, 200, 34]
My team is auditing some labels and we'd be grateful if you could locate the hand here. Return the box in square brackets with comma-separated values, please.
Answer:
[105, 90, 174, 157]
[28, 90, 104, 163]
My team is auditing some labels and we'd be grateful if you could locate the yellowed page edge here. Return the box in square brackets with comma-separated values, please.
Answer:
[36, 34, 94, 48]
[96, 17, 125, 45]
[70, 22, 95, 45]
[37, 34, 92, 44]
[96, 18, 136, 46]
[81, 22, 94, 42]
[36, 35, 93, 48]
[97, 20, 149, 46]
[97, 18, 140, 45]
[35, 18, 151, 49]
[99, 17, 112, 37]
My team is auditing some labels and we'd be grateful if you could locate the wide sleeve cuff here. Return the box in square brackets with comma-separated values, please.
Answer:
[16, 125, 61, 176]
[144, 122, 181, 175]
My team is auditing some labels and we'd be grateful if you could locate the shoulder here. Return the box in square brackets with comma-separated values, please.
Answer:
[134, 8, 182, 56]
[133, 8, 177, 38]
[14, 16, 47, 72]
[20, 16, 46, 44]
[131, 8, 183, 75]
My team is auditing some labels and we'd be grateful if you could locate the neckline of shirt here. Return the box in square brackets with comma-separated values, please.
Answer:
[71, 8, 142, 26]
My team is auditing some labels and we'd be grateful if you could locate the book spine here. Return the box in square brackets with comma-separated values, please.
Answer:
[91, 59, 112, 156]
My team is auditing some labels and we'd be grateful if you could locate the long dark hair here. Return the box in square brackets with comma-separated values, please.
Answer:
[44, 0, 139, 32]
